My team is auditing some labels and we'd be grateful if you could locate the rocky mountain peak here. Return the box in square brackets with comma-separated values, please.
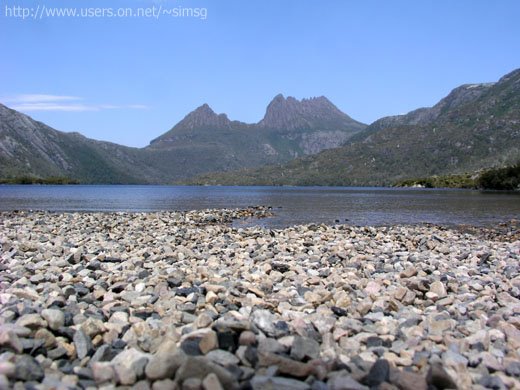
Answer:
[258, 94, 352, 130]
[176, 103, 231, 130]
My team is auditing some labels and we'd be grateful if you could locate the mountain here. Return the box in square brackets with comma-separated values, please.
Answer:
[0, 103, 161, 183]
[141, 95, 366, 180]
[190, 69, 520, 186]
[257, 95, 366, 154]
[0, 95, 366, 183]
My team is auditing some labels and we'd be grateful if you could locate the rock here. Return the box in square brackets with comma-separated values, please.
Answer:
[327, 374, 368, 390]
[443, 350, 468, 368]
[258, 337, 286, 354]
[257, 351, 311, 377]
[202, 372, 224, 390]
[251, 310, 289, 338]
[1, 209, 519, 389]
[290, 336, 320, 361]
[363, 359, 390, 387]
[479, 375, 506, 390]
[74, 329, 94, 359]
[34, 327, 56, 348]
[205, 349, 240, 366]
[400, 268, 418, 278]
[175, 356, 239, 390]
[181, 338, 202, 356]
[388, 367, 427, 390]
[196, 313, 214, 328]
[90, 344, 116, 364]
[146, 348, 187, 380]
[0, 361, 15, 378]
[14, 355, 44, 382]
[0, 375, 9, 389]
[91, 362, 115, 384]
[251, 375, 311, 390]
[112, 348, 150, 385]
[239, 331, 257, 346]
[152, 378, 178, 390]
[429, 281, 447, 298]
[506, 361, 520, 377]
[271, 262, 290, 273]
[15, 313, 47, 329]
[0, 329, 23, 353]
[364, 281, 381, 295]
[199, 330, 219, 354]
[426, 363, 457, 389]
[41, 308, 65, 330]
[182, 377, 202, 390]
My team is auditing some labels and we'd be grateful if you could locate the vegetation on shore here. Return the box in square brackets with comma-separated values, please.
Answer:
[394, 173, 477, 189]
[395, 162, 520, 190]
[477, 162, 520, 190]
[2, 163, 518, 191]
[0, 176, 80, 185]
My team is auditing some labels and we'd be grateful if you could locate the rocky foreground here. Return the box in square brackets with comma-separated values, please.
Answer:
[0, 208, 519, 390]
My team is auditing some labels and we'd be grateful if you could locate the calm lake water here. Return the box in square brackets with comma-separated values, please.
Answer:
[0, 185, 518, 228]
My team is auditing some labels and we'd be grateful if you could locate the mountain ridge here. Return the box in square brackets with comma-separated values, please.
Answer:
[0, 94, 366, 183]
[189, 68, 520, 186]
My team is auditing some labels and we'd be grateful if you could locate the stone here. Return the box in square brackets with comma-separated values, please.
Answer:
[175, 356, 239, 390]
[506, 361, 520, 377]
[257, 351, 311, 377]
[251, 310, 289, 338]
[14, 355, 44, 382]
[152, 379, 178, 390]
[15, 313, 47, 329]
[363, 359, 390, 387]
[251, 375, 311, 390]
[196, 313, 214, 328]
[426, 363, 457, 389]
[327, 374, 368, 390]
[146, 350, 187, 381]
[34, 327, 56, 348]
[202, 373, 224, 390]
[0, 329, 23, 353]
[388, 367, 427, 390]
[239, 331, 256, 346]
[90, 344, 116, 364]
[74, 329, 94, 359]
[364, 281, 381, 295]
[290, 336, 320, 361]
[479, 375, 506, 390]
[205, 349, 240, 366]
[400, 268, 418, 278]
[199, 330, 219, 354]
[112, 348, 150, 385]
[41, 309, 65, 330]
[429, 281, 447, 298]
[0, 361, 15, 378]
[1, 209, 519, 389]
[91, 362, 115, 384]
[182, 377, 203, 390]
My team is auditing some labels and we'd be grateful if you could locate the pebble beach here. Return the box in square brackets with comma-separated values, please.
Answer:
[0, 208, 519, 390]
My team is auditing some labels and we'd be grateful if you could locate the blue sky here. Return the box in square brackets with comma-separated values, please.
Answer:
[1, 0, 519, 147]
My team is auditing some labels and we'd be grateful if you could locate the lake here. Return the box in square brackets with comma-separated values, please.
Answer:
[0, 185, 518, 228]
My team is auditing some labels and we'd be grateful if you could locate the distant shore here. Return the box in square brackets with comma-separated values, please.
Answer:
[0, 208, 519, 388]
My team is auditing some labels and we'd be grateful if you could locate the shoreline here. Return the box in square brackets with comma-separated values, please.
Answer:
[1, 208, 519, 389]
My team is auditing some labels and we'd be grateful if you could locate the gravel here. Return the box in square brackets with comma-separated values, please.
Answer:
[0, 208, 519, 389]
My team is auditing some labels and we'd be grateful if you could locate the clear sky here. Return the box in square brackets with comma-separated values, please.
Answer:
[1, 0, 519, 147]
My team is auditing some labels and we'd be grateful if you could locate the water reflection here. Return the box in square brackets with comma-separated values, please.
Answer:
[0, 185, 518, 228]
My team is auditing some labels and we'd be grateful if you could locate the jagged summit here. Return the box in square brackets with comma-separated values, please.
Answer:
[149, 94, 366, 148]
[176, 103, 232, 130]
[258, 94, 360, 130]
